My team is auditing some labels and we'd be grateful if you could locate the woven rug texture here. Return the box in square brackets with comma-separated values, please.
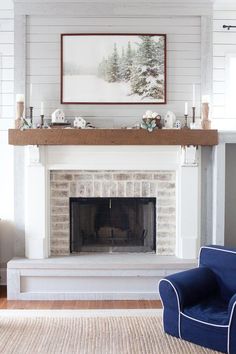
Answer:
[0, 314, 222, 354]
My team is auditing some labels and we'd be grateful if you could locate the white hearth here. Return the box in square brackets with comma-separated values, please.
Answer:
[8, 145, 200, 300]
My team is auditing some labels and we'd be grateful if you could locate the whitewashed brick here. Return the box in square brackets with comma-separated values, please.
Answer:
[50, 170, 176, 256]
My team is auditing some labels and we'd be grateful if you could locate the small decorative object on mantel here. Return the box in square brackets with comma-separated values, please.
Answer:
[40, 101, 45, 128]
[15, 94, 25, 129]
[164, 111, 176, 128]
[29, 83, 33, 127]
[73, 117, 96, 129]
[85, 122, 96, 129]
[190, 84, 196, 129]
[73, 117, 86, 128]
[51, 109, 66, 123]
[141, 110, 162, 132]
[175, 120, 181, 129]
[50, 122, 71, 128]
[21, 118, 32, 130]
[201, 95, 211, 130]
[141, 118, 156, 132]
[182, 102, 190, 129]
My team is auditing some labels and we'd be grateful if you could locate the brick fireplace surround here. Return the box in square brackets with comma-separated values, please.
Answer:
[50, 170, 176, 256]
[7, 145, 199, 300]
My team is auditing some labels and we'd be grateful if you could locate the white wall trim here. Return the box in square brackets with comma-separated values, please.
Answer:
[212, 143, 225, 245]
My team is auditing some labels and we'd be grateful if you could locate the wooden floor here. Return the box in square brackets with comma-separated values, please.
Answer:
[0, 287, 161, 310]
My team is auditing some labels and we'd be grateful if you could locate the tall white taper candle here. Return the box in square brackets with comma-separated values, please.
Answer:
[184, 102, 188, 115]
[40, 102, 44, 115]
[30, 84, 33, 106]
[192, 84, 196, 107]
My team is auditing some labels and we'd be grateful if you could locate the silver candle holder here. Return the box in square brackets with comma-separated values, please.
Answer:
[192, 106, 196, 123]
[29, 106, 33, 127]
[40, 114, 44, 128]
[182, 114, 189, 129]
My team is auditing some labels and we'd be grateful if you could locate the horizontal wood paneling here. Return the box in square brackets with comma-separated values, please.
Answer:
[16, 2, 212, 17]
[26, 15, 202, 124]
[213, 3, 236, 119]
[0, 1, 14, 127]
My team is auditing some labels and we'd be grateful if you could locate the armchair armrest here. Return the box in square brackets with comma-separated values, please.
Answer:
[228, 293, 236, 314]
[159, 267, 219, 310]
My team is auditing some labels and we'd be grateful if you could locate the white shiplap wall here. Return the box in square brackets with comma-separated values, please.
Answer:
[26, 16, 202, 126]
[0, 0, 14, 219]
[0, 0, 14, 283]
[0, 1, 14, 130]
[213, 2, 236, 120]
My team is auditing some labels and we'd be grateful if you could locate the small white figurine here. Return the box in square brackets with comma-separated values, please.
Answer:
[51, 109, 65, 123]
[74, 116, 86, 128]
[175, 120, 181, 129]
[164, 111, 176, 129]
[143, 110, 159, 119]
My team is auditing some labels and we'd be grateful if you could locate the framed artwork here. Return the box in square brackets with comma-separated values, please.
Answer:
[61, 33, 166, 104]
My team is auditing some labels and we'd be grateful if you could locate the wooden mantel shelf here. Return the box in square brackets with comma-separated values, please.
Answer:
[8, 128, 218, 146]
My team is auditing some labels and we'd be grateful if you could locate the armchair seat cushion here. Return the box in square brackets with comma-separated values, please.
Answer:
[184, 295, 229, 325]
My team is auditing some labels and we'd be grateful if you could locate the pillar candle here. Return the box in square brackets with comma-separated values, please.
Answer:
[16, 94, 24, 103]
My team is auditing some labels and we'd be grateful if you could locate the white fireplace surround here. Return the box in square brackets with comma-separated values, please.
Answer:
[24, 145, 200, 260]
[7, 144, 199, 300]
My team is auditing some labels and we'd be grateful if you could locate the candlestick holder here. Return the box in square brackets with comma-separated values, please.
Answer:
[182, 114, 190, 129]
[29, 106, 33, 127]
[192, 106, 196, 123]
[40, 114, 44, 128]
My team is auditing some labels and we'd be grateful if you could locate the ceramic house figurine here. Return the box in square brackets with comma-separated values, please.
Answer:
[164, 111, 176, 128]
[51, 109, 65, 123]
[175, 120, 181, 129]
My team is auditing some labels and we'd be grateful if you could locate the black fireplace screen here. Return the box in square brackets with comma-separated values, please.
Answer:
[70, 197, 156, 253]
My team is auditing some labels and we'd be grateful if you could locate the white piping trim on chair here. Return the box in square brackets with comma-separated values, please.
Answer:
[181, 311, 229, 328]
[180, 246, 236, 353]
[159, 278, 182, 339]
[157, 279, 165, 331]
[198, 246, 236, 267]
[227, 300, 236, 354]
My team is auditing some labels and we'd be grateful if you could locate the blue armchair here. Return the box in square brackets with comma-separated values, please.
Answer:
[159, 246, 236, 353]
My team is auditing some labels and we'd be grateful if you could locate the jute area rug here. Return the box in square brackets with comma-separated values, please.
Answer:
[0, 309, 220, 354]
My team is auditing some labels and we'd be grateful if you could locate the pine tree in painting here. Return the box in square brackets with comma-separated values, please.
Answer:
[118, 47, 126, 81]
[130, 36, 164, 100]
[97, 57, 108, 80]
[107, 43, 120, 82]
[123, 41, 134, 81]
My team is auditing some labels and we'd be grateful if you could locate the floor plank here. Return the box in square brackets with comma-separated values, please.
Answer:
[0, 286, 161, 309]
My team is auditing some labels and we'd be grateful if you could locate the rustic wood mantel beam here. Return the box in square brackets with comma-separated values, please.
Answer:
[8, 128, 218, 146]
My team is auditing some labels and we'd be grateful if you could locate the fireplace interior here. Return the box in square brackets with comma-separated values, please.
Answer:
[70, 197, 156, 253]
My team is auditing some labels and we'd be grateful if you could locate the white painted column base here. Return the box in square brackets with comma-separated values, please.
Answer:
[25, 146, 48, 259]
[176, 147, 200, 259]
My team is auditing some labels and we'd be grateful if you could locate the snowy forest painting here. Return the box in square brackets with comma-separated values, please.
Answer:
[61, 34, 166, 104]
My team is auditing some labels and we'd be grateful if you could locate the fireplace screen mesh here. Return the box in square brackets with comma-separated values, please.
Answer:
[70, 197, 156, 253]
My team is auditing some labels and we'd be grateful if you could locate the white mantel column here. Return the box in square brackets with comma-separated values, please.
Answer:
[25, 146, 48, 259]
[176, 147, 200, 259]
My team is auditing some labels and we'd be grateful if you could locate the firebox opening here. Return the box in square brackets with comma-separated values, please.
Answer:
[70, 197, 156, 253]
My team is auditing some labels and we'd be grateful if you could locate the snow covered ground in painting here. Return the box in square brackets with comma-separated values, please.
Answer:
[63, 75, 163, 103]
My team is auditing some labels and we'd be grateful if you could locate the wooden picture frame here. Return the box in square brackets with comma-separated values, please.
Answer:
[61, 33, 167, 104]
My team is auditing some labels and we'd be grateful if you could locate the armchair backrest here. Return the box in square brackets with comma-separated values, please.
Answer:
[199, 245, 236, 301]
